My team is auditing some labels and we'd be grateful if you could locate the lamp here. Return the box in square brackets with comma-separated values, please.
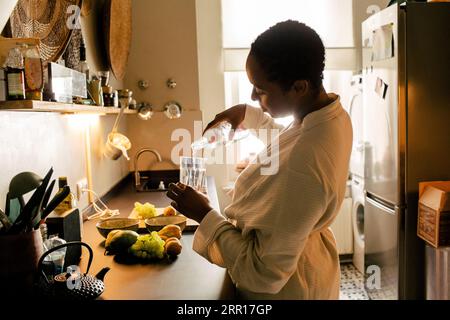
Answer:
[137, 102, 154, 120]
[163, 101, 182, 119]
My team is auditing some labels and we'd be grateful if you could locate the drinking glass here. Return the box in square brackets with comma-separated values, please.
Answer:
[179, 157, 207, 192]
[43, 237, 67, 276]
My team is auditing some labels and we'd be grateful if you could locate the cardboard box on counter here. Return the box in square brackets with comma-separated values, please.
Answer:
[418, 181, 450, 248]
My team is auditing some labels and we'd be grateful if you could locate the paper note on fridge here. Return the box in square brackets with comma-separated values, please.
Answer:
[375, 77, 389, 100]
[372, 24, 394, 61]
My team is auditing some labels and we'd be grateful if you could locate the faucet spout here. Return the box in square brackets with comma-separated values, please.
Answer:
[134, 148, 163, 187]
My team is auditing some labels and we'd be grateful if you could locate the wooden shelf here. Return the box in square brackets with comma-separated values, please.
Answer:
[0, 100, 138, 114]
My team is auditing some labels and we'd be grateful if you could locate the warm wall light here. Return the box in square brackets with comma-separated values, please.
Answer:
[64, 113, 101, 129]
[163, 101, 182, 119]
[137, 103, 154, 120]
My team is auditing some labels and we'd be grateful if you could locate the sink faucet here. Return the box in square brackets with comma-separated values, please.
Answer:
[134, 148, 163, 187]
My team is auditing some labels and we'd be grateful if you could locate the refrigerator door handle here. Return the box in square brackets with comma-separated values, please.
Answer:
[365, 195, 396, 216]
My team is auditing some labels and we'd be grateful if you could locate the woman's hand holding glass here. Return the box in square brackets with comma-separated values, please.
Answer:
[166, 183, 213, 223]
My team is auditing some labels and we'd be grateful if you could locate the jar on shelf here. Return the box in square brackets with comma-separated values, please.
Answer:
[118, 89, 133, 108]
[4, 47, 26, 100]
[102, 85, 115, 107]
[113, 90, 119, 107]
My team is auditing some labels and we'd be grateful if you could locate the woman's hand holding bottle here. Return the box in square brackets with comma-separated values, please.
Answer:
[202, 104, 247, 135]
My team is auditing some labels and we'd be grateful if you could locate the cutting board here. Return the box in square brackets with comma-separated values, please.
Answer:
[129, 208, 199, 233]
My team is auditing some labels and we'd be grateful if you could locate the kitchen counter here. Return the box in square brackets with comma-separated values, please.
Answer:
[80, 176, 235, 300]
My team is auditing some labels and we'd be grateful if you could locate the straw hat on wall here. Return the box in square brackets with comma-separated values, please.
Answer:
[9, 0, 82, 63]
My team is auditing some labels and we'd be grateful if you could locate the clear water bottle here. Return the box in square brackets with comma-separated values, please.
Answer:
[191, 122, 249, 151]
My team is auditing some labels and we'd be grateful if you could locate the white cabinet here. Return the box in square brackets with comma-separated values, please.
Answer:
[330, 197, 353, 255]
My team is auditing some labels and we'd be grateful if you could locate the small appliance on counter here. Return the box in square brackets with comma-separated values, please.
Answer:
[46, 208, 82, 268]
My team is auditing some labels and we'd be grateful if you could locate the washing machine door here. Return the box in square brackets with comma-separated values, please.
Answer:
[352, 189, 365, 274]
[353, 199, 365, 245]
[351, 177, 365, 274]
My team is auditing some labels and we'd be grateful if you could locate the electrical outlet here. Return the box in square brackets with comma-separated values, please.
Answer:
[76, 178, 88, 201]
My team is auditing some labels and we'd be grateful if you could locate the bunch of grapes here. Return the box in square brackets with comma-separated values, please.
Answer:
[134, 202, 157, 219]
[129, 232, 165, 260]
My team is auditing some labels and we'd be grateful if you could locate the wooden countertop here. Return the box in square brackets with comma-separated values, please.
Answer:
[80, 176, 235, 300]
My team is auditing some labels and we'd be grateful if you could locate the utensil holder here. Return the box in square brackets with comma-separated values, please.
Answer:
[0, 229, 43, 297]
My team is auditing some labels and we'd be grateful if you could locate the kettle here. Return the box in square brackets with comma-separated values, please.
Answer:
[35, 241, 110, 300]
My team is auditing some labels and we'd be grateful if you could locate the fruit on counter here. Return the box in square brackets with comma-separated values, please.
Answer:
[129, 232, 165, 260]
[163, 206, 177, 217]
[164, 237, 182, 258]
[105, 230, 139, 255]
[157, 224, 182, 241]
[134, 201, 157, 219]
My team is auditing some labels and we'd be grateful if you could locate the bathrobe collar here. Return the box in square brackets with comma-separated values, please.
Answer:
[295, 94, 342, 132]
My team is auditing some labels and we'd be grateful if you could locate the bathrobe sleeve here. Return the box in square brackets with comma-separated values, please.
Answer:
[241, 105, 285, 131]
[192, 168, 328, 295]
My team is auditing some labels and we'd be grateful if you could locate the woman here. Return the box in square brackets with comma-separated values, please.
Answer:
[167, 20, 352, 300]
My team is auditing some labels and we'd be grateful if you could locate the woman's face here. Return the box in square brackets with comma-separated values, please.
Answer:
[246, 54, 298, 118]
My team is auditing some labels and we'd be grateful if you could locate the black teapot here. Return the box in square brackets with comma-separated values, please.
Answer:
[35, 241, 110, 300]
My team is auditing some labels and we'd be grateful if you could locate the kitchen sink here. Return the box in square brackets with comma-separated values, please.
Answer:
[135, 170, 180, 192]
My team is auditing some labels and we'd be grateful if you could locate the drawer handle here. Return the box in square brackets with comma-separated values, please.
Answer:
[365, 196, 396, 215]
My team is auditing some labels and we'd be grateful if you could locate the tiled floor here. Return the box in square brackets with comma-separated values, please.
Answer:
[339, 263, 369, 300]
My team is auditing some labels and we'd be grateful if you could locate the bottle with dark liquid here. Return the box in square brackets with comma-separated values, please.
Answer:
[78, 40, 90, 81]
[4, 47, 26, 100]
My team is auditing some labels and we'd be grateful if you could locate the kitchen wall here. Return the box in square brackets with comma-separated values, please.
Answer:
[0, 0, 129, 212]
[124, 0, 202, 171]
[0, 113, 128, 212]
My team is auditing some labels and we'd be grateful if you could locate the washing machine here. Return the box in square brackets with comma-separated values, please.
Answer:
[351, 176, 365, 274]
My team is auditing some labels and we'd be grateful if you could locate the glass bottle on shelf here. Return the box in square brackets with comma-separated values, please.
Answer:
[103, 85, 115, 107]
[54, 177, 77, 214]
[89, 76, 104, 106]
[78, 39, 90, 82]
[4, 47, 26, 100]
[23, 45, 44, 101]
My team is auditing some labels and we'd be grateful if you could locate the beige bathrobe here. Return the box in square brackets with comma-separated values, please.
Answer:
[193, 95, 352, 300]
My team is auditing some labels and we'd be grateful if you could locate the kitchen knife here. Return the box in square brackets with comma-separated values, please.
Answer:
[30, 179, 56, 231]
[41, 179, 55, 213]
